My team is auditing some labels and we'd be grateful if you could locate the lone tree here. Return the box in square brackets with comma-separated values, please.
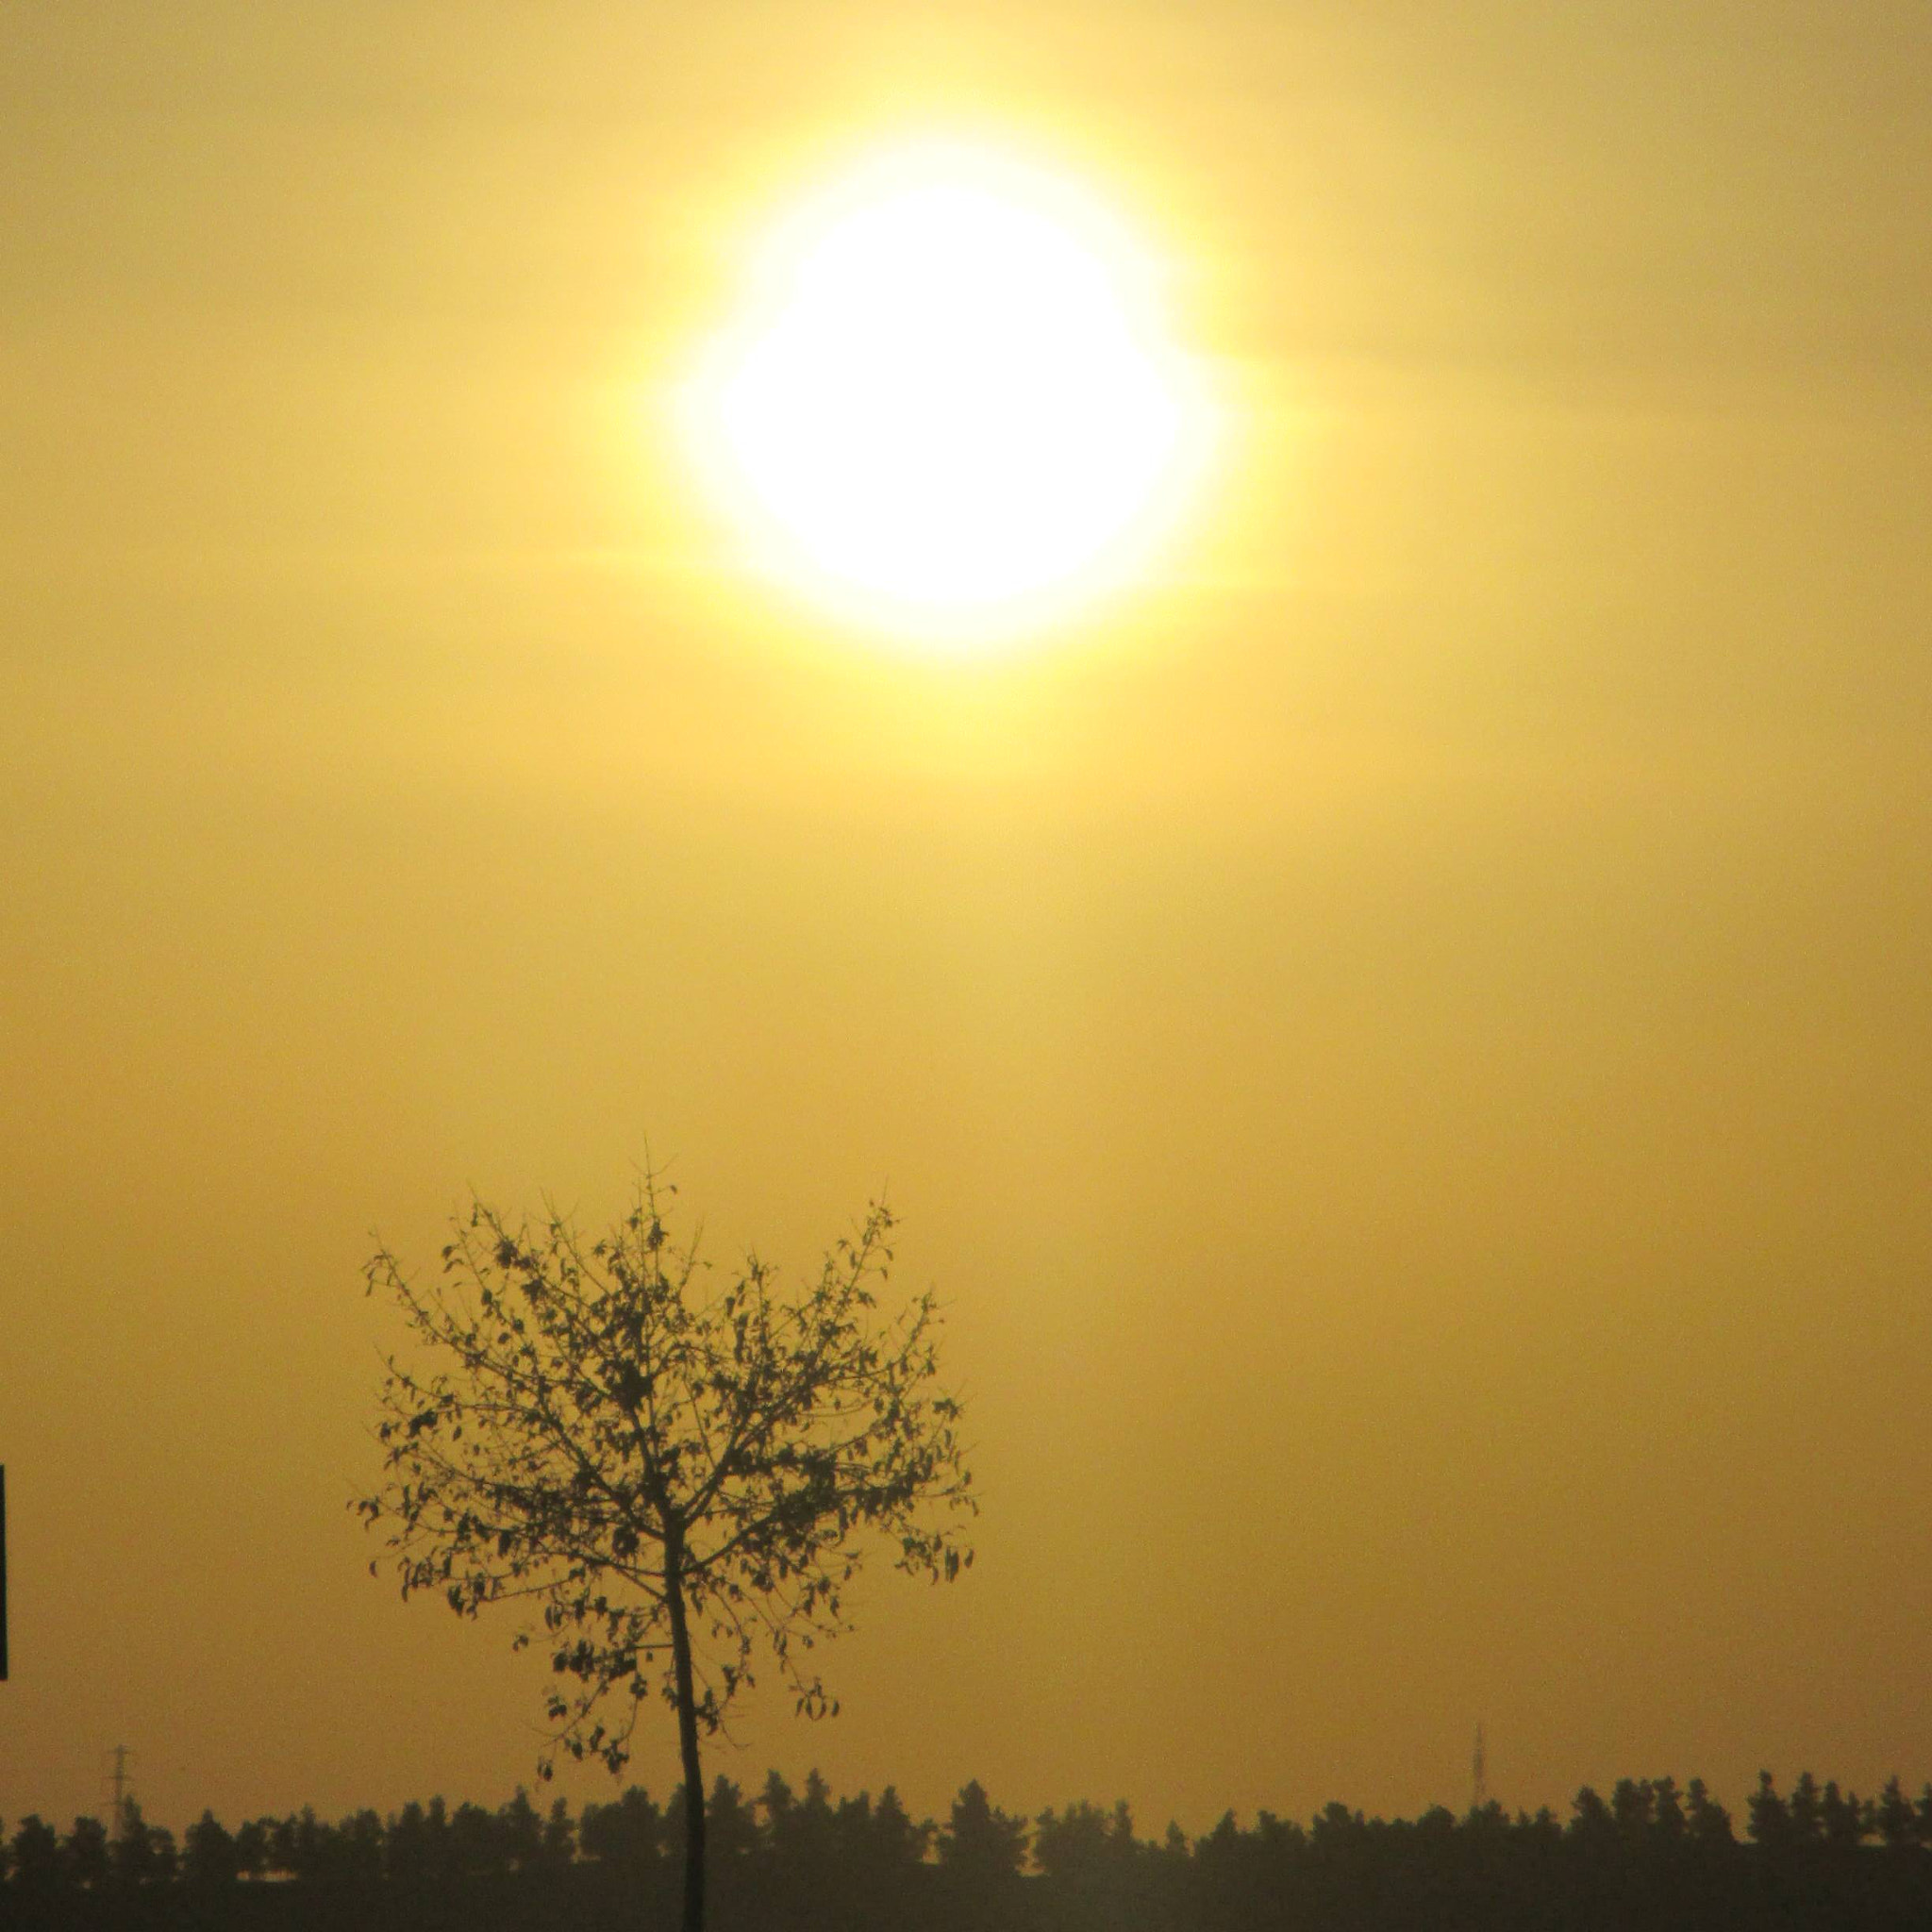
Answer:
[357, 1174, 975, 1932]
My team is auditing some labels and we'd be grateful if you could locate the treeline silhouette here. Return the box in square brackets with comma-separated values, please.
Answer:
[7, 1767, 1932, 1930]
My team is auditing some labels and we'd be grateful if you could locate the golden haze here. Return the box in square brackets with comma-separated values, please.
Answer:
[3, 0, 1930, 1842]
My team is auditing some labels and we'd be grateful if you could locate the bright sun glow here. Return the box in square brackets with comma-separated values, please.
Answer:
[682, 142, 1213, 646]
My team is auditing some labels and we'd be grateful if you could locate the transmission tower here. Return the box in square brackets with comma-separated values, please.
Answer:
[1472, 1723, 1488, 1811]
[107, 1745, 132, 1839]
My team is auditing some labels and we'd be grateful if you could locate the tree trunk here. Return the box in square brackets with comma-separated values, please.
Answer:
[664, 1530, 706, 1932]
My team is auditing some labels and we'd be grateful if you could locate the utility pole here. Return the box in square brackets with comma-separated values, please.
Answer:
[1472, 1722, 1488, 1812]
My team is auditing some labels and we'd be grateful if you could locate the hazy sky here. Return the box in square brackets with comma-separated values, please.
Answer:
[4, 0, 1929, 1840]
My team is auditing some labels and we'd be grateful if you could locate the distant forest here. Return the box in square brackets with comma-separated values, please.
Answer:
[7, 1767, 1932, 1930]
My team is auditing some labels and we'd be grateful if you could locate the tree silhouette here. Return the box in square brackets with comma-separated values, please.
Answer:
[580, 1788, 664, 1874]
[123, 1805, 176, 1886]
[1748, 1773, 1792, 1852]
[1034, 1799, 1112, 1880]
[1875, 1774, 1915, 1849]
[1569, 1785, 1616, 1850]
[340, 1808, 385, 1882]
[1611, 1778, 1655, 1846]
[870, 1784, 931, 1874]
[233, 1818, 270, 1879]
[1820, 1779, 1866, 1850]
[358, 1173, 975, 1932]
[383, 1800, 432, 1884]
[1789, 1771, 1824, 1845]
[496, 1790, 543, 1871]
[1684, 1778, 1733, 1848]
[8, 1817, 58, 1895]
[1649, 1775, 1686, 1843]
[450, 1800, 500, 1876]
[62, 1814, 109, 1889]
[14, 1763, 1932, 1927]
[940, 1779, 1029, 1881]
[540, 1795, 577, 1871]
[182, 1810, 239, 1887]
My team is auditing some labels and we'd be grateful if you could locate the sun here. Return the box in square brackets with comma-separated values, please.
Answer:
[681, 141, 1213, 647]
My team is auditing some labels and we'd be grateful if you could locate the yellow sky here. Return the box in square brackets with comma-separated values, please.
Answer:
[3, 0, 1929, 1837]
